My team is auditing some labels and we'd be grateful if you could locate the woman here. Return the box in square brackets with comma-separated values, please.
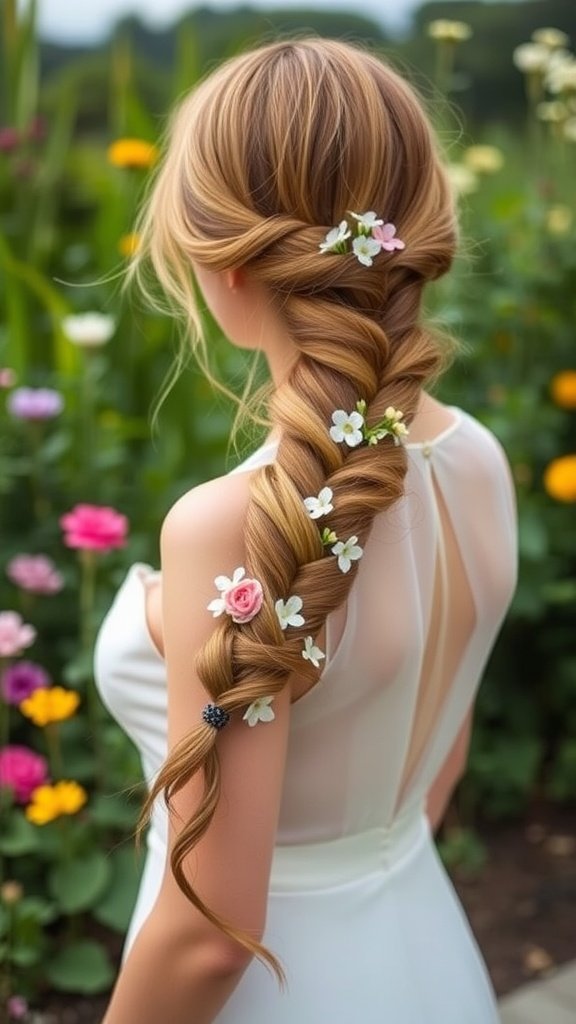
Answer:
[94, 38, 518, 1023]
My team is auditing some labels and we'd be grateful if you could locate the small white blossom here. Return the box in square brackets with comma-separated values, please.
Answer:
[331, 535, 363, 574]
[275, 595, 305, 630]
[302, 636, 325, 669]
[349, 211, 384, 230]
[62, 312, 116, 348]
[243, 696, 275, 727]
[352, 235, 382, 267]
[303, 486, 334, 519]
[532, 28, 570, 51]
[207, 566, 245, 616]
[319, 220, 351, 253]
[513, 42, 550, 74]
[329, 409, 365, 447]
[428, 19, 472, 42]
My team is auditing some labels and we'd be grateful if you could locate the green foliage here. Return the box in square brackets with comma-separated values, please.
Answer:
[1, 0, 576, 1013]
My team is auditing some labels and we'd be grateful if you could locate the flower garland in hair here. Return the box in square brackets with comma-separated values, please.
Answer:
[319, 211, 405, 266]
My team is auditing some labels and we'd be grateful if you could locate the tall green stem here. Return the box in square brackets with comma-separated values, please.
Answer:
[79, 548, 104, 789]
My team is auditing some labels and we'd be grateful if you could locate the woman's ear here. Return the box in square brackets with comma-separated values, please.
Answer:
[225, 268, 246, 293]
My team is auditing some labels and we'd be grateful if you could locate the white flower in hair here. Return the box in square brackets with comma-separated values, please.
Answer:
[303, 486, 334, 519]
[329, 409, 365, 447]
[275, 595, 305, 630]
[352, 235, 382, 267]
[350, 210, 384, 230]
[331, 535, 363, 574]
[207, 566, 246, 616]
[319, 220, 351, 253]
[243, 696, 275, 727]
[302, 635, 326, 669]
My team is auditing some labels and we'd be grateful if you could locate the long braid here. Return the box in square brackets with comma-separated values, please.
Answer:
[132, 38, 458, 981]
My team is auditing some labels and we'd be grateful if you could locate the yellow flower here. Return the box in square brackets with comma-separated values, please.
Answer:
[25, 781, 87, 825]
[532, 28, 570, 51]
[546, 205, 573, 235]
[1, 880, 23, 904]
[550, 371, 576, 409]
[543, 455, 576, 502]
[107, 138, 158, 170]
[19, 686, 80, 727]
[118, 232, 140, 257]
[428, 19, 472, 43]
[463, 145, 504, 174]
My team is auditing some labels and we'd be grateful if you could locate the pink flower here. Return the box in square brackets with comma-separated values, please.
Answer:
[0, 368, 16, 388]
[0, 612, 36, 657]
[7, 994, 28, 1020]
[223, 578, 264, 624]
[0, 745, 49, 804]
[372, 223, 405, 252]
[6, 554, 64, 595]
[60, 504, 129, 552]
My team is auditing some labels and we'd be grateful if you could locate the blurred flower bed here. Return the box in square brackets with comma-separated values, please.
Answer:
[1, 2, 575, 1015]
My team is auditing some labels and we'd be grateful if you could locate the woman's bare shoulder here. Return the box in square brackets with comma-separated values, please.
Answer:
[160, 467, 254, 558]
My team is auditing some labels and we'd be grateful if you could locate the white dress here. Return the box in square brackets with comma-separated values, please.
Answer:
[94, 404, 517, 1023]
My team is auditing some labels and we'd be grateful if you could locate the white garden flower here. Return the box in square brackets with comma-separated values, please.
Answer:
[319, 220, 351, 253]
[62, 312, 116, 348]
[352, 235, 382, 267]
[349, 210, 384, 230]
[303, 486, 334, 519]
[463, 145, 504, 174]
[532, 28, 570, 51]
[331, 535, 363, 574]
[207, 566, 245, 616]
[243, 696, 275, 727]
[302, 636, 326, 669]
[329, 409, 365, 447]
[275, 595, 305, 630]
[513, 42, 550, 74]
[444, 163, 478, 197]
[547, 60, 576, 94]
[427, 19, 472, 42]
[537, 100, 568, 122]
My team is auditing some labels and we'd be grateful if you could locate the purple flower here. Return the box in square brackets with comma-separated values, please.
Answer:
[7, 994, 29, 1020]
[7, 555, 64, 595]
[7, 387, 63, 421]
[1, 661, 50, 704]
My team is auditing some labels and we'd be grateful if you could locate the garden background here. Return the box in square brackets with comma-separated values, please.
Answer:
[1, 0, 575, 1019]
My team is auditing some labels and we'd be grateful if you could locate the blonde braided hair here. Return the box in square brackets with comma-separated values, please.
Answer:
[130, 38, 458, 981]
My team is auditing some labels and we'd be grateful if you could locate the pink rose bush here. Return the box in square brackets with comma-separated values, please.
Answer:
[0, 612, 36, 657]
[0, 745, 49, 804]
[60, 503, 128, 552]
[7, 554, 64, 594]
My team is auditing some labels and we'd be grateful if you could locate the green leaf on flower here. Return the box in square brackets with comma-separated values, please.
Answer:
[0, 811, 41, 856]
[44, 939, 115, 994]
[48, 851, 111, 913]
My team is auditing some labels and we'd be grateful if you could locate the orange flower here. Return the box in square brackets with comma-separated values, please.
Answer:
[107, 138, 158, 170]
[550, 370, 576, 409]
[118, 232, 140, 257]
[25, 780, 87, 825]
[19, 686, 80, 727]
[543, 455, 576, 502]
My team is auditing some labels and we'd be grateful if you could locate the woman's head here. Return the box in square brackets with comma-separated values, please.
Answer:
[134, 37, 458, 981]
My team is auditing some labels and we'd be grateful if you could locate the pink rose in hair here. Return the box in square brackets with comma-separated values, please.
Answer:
[223, 578, 264, 623]
[60, 504, 128, 552]
[0, 745, 49, 803]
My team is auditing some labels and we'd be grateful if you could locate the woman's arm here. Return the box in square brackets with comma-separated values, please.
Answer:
[102, 471, 291, 1024]
[426, 707, 473, 834]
